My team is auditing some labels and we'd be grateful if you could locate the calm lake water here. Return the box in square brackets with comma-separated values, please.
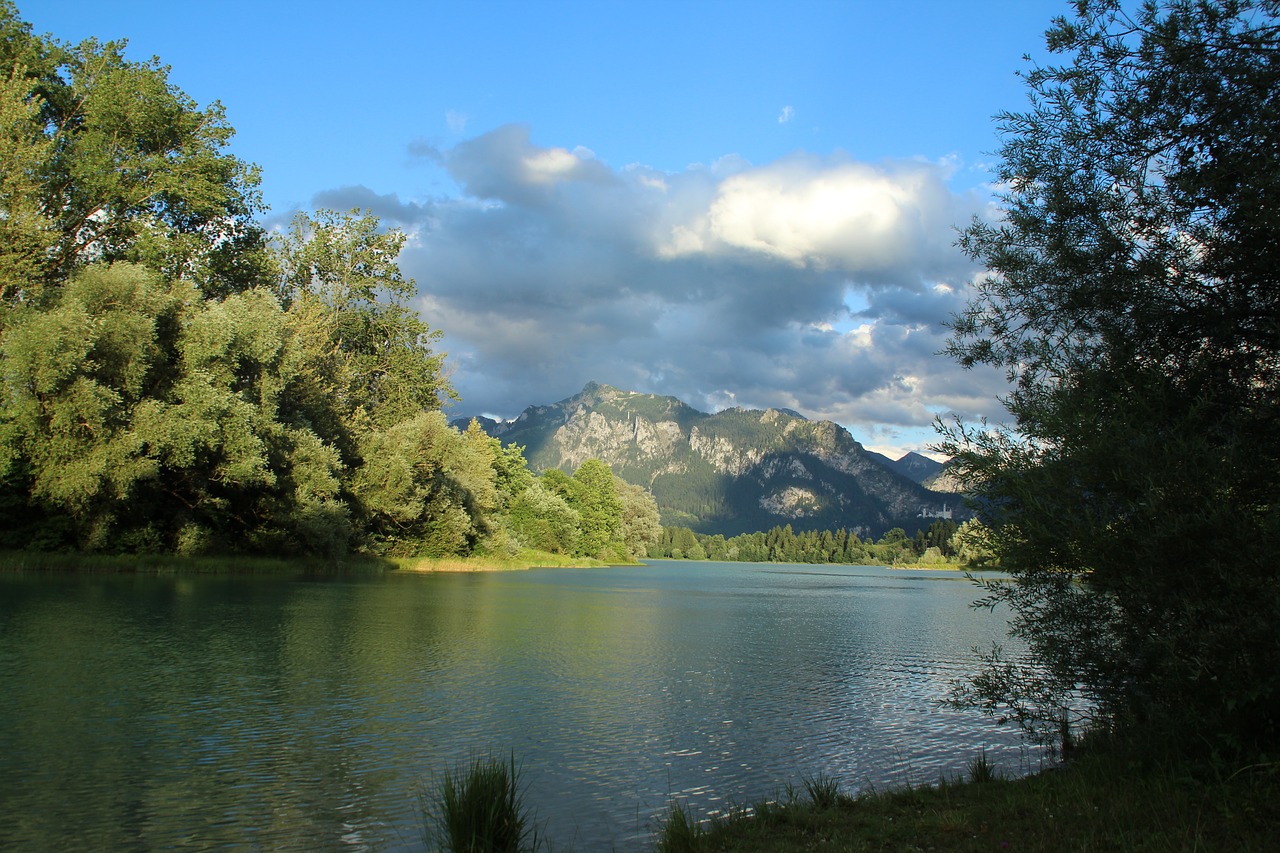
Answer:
[0, 561, 1031, 851]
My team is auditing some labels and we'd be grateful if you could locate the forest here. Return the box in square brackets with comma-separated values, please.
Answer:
[648, 518, 996, 567]
[0, 4, 660, 563]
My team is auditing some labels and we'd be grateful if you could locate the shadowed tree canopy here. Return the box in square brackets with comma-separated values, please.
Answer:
[940, 0, 1280, 752]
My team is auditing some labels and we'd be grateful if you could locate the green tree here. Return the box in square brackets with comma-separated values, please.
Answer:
[0, 63, 55, 315]
[925, 519, 958, 556]
[950, 519, 997, 568]
[940, 0, 1280, 751]
[506, 481, 580, 554]
[565, 459, 624, 559]
[0, 263, 349, 554]
[0, 3, 271, 298]
[276, 209, 454, 431]
[350, 411, 497, 557]
[614, 475, 662, 559]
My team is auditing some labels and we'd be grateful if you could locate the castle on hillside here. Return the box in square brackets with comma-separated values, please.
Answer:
[918, 504, 953, 520]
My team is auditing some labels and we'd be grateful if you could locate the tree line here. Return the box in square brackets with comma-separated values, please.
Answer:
[649, 519, 997, 567]
[0, 4, 660, 562]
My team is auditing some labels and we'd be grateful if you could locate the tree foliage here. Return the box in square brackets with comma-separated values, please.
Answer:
[0, 2, 271, 300]
[275, 209, 454, 430]
[650, 523, 976, 566]
[939, 0, 1280, 751]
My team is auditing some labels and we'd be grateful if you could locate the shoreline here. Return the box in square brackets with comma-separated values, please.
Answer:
[0, 548, 631, 575]
[0, 549, 986, 575]
[389, 551, 625, 572]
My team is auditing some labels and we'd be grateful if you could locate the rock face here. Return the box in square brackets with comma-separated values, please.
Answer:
[463, 382, 960, 537]
[922, 462, 968, 494]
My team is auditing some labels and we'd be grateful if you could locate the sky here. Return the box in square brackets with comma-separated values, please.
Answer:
[22, 0, 1071, 460]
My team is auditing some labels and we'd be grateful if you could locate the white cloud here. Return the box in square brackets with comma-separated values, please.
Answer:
[778, 105, 795, 123]
[523, 147, 583, 183]
[321, 124, 1011, 446]
[656, 156, 973, 279]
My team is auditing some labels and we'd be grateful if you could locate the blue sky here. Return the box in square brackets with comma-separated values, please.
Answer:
[24, 0, 1070, 459]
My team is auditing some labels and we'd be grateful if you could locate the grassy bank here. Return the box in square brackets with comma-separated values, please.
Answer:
[0, 549, 388, 575]
[390, 548, 628, 572]
[654, 746, 1278, 852]
[0, 548, 630, 575]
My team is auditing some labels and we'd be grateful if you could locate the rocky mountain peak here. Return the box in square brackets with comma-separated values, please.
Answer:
[464, 382, 960, 538]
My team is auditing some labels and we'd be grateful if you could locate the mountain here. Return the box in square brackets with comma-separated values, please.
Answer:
[457, 382, 960, 538]
[871, 450, 946, 484]
[922, 461, 968, 494]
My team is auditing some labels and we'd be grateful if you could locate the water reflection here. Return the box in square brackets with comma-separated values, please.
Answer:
[0, 562, 1029, 851]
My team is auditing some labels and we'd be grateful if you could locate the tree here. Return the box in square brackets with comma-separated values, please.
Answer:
[276, 209, 454, 430]
[507, 481, 581, 554]
[614, 475, 662, 559]
[0, 263, 350, 554]
[940, 0, 1280, 751]
[566, 459, 624, 559]
[0, 63, 55, 315]
[950, 519, 997, 568]
[0, 3, 271, 300]
[350, 411, 497, 557]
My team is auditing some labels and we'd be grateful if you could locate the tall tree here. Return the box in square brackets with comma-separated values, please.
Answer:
[0, 263, 349, 554]
[0, 63, 55, 315]
[569, 459, 625, 559]
[0, 2, 271, 299]
[940, 0, 1280, 751]
[276, 209, 455, 431]
[350, 411, 498, 557]
[614, 475, 662, 559]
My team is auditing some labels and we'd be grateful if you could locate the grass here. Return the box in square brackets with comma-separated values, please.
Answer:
[0, 546, 634, 575]
[655, 800, 706, 853]
[801, 772, 844, 810]
[391, 547, 630, 573]
[0, 548, 390, 575]
[965, 746, 1002, 784]
[425, 754, 541, 853]
[651, 745, 1280, 852]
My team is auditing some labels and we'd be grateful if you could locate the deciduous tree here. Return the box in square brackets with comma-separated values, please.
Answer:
[0, 2, 271, 298]
[940, 0, 1280, 751]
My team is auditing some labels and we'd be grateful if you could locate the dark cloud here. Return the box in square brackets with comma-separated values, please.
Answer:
[310, 185, 436, 227]
[326, 124, 1011, 452]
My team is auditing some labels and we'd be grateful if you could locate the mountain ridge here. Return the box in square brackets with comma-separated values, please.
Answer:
[456, 383, 960, 537]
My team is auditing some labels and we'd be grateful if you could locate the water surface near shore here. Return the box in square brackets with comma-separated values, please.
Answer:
[0, 560, 1029, 851]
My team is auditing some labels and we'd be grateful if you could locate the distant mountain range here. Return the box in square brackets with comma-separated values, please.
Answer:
[456, 383, 963, 538]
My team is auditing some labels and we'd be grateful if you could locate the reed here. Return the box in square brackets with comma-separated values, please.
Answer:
[426, 754, 540, 853]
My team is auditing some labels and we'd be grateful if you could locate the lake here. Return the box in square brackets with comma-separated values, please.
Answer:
[0, 560, 1031, 851]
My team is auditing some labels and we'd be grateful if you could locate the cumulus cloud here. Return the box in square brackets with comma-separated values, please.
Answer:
[778, 105, 795, 123]
[315, 124, 1010, 451]
[658, 155, 967, 281]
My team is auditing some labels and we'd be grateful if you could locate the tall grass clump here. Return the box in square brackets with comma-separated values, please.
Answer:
[802, 772, 842, 809]
[426, 753, 540, 853]
[966, 747, 1002, 784]
[655, 800, 704, 853]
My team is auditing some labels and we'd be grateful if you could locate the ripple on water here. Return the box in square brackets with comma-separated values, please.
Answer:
[0, 564, 1032, 852]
